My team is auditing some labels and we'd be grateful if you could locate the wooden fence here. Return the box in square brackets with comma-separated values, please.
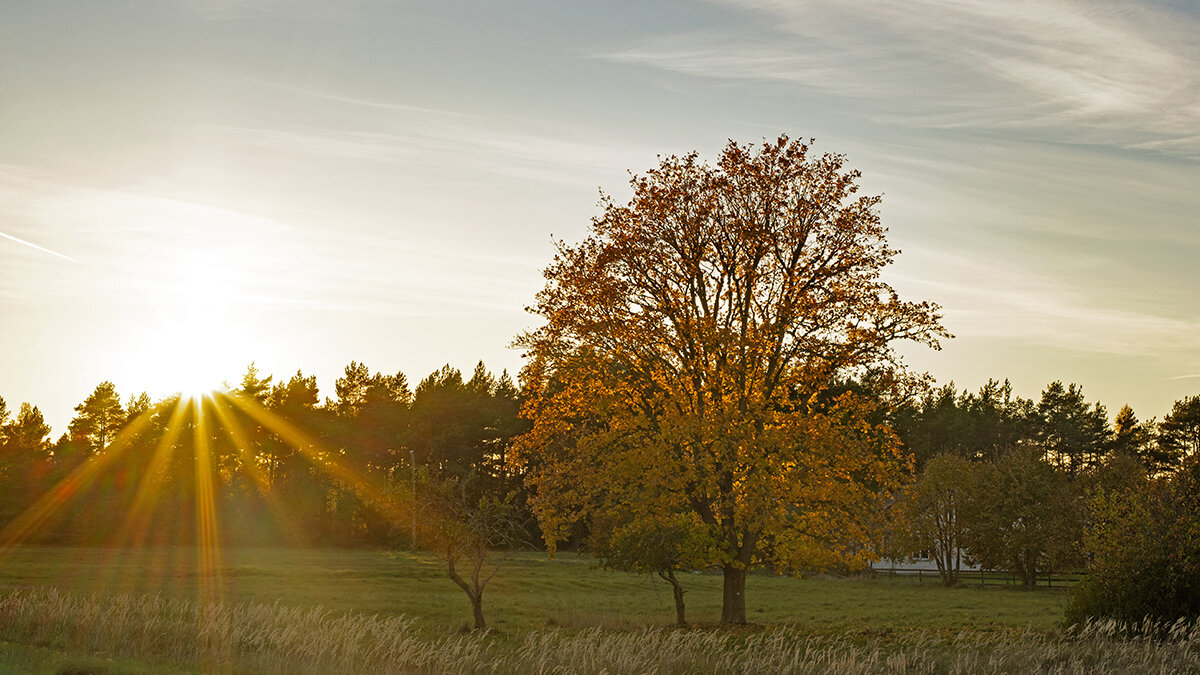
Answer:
[870, 567, 1086, 588]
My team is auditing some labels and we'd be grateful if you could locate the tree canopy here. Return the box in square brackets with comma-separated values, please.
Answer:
[516, 135, 948, 623]
[1158, 395, 1200, 468]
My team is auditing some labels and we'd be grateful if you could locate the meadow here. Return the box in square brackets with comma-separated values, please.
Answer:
[0, 547, 1193, 673]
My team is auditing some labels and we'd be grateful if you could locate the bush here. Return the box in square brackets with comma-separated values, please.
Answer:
[1067, 457, 1200, 626]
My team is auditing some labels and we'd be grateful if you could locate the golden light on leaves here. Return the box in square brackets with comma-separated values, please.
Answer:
[516, 136, 948, 624]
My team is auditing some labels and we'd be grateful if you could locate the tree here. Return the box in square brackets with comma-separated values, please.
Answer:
[1067, 456, 1200, 626]
[403, 470, 526, 631]
[891, 384, 970, 468]
[68, 382, 126, 454]
[265, 370, 335, 536]
[516, 136, 948, 623]
[1158, 395, 1200, 468]
[962, 448, 1082, 587]
[126, 392, 153, 422]
[1111, 404, 1169, 474]
[894, 454, 974, 585]
[590, 514, 714, 626]
[2, 402, 51, 454]
[962, 379, 1037, 461]
[0, 402, 53, 527]
[1036, 382, 1110, 478]
[891, 379, 1036, 470]
[409, 366, 477, 474]
[409, 362, 522, 497]
[332, 360, 411, 476]
[237, 363, 273, 404]
[329, 361, 412, 544]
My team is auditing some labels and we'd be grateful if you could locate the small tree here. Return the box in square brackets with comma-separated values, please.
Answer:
[962, 448, 1082, 587]
[405, 471, 526, 631]
[590, 514, 716, 626]
[895, 454, 974, 585]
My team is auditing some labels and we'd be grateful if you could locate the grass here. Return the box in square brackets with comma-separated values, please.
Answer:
[0, 586, 1196, 674]
[0, 546, 1068, 636]
[0, 545, 1099, 672]
[19, 546, 1195, 672]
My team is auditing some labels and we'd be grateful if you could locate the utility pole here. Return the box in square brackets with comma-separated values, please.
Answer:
[410, 448, 417, 551]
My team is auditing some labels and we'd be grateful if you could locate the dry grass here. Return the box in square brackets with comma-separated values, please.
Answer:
[1, 587, 1198, 674]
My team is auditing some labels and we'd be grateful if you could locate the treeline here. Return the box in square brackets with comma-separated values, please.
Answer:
[0, 361, 528, 547]
[2, 368, 1199, 583]
[895, 378, 1197, 475]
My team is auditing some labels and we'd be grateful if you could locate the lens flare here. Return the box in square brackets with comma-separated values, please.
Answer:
[0, 386, 415, 625]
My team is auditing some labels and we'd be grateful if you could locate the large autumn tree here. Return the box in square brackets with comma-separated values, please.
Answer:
[516, 136, 948, 624]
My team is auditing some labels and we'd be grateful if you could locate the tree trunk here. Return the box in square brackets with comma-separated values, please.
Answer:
[660, 568, 686, 626]
[1015, 553, 1038, 588]
[721, 564, 747, 624]
[1023, 567, 1038, 588]
[447, 558, 488, 630]
[471, 592, 486, 631]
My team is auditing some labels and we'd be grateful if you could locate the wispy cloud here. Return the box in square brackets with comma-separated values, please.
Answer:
[888, 246, 1200, 358]
[208, 119, 657, 187]
[0, 168, 544, 317]
[256, 82, 474, 118]
[161, 0, 344, 21]
[599, 0, 1200, 154]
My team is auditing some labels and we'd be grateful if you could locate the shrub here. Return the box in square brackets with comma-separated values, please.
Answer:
[1067, 457, 1200, 626]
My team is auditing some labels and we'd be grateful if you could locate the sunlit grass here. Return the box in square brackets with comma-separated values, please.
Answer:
[0, 584, 1194, 674]
[0, 547, 1069, 636]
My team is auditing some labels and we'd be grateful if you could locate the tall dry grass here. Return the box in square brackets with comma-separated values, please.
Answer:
[0, 587, 1197, 673]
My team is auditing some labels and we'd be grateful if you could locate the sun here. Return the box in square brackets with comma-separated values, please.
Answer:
[120, 261, 250, 400]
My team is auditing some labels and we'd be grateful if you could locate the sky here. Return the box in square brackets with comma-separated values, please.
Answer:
[1, 0, 1198, 434]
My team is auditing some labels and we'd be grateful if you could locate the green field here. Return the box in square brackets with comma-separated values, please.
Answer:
[0, 546, 1067, 635]
[0, 546, 1192, 673]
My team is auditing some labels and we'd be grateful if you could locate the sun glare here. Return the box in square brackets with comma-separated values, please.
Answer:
[120, 260, 250, 400]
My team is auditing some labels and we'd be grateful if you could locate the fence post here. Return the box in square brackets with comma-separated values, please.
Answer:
[918, 569, 922, 584]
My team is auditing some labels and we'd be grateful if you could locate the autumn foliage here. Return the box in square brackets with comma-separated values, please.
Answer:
[516, 136, 948, 623]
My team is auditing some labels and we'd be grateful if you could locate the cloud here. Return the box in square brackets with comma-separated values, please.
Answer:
[598, 0, 1200, 153]
[207, 118, 657, 187]
[887, 246, 1200, 358]
[161, 0, 345, 21]
[0, 167, 544, 317]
